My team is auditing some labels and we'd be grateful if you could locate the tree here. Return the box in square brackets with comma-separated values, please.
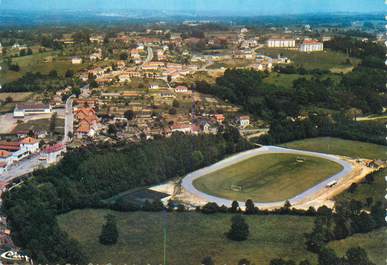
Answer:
[124, 110, 135, 121]
[71, 87, 81, 97]
[99, 214, 118, 245]
[345, 247, 375, 265]
[230, 201, 239, 213]
[65, 69, 74, 78]
[370, 201, 385, 227]
[5, 96, 13, 103]
[245, 199, 255, 214]
[172, 99, 180, 108]
[227, 215, 249, 241]
[354, 212, 375, 233]
[49, 112, 57, 134]
[238, 258, 251, 265]
[284, 200, 292, 209]
[201, 256, 214, 265]
[270, 258, 296, 265]
[201, 202, 219, 214]
[9, 64, 20, 72]
[119, 52, 128, 60]
[107, 124, 117, 135]
[192, 150, 204, 168]
[48, 70, 58, 78]
[318, 248, 341, 265]
[299, 260, 311, 265]
[168, 108, 177, 115]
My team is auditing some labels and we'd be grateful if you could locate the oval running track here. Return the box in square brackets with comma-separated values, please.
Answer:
[181, 146, 354, 208]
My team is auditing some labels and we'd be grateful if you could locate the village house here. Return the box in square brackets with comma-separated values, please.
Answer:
[118, 74, 131, 83]
[142, 61, 165, 71]
[90, 52, 103, 61]
[237, 115, 250, 128]
[174, 85, 189, 93]
[214, 114, 225, 123]
[89, 35, 104, 44]
[42, 143, 66, 164]
[171, 123, 192, 134]
[74, 108, 99, 138]
[0, 137, 40, 165]
[71, 57, 82, 64]
[130, 48, 142, 60]
[19, 137, 39, 154]
[0, 150, 12, 174]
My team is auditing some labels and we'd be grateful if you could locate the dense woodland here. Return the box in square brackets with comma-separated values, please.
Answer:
[2, 129, 251, 264]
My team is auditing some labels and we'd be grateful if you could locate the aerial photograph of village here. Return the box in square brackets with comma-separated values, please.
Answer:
[0, 0, 385, 264]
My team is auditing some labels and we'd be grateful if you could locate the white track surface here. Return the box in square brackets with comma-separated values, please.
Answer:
[181, 146, 354, 208]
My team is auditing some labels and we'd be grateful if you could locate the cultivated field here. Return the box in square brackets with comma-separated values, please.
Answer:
[281, 137, 387, 160]
[256, 48, 360, 71]
[0, 51, 85, 83]
[59, 210, 317, 265]
[193, 153, 342, 202]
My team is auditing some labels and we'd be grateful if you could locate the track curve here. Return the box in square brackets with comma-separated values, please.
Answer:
[181, 146, 354, 208]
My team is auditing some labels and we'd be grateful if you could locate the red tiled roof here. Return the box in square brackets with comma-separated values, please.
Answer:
[44, 143, 64, 154]
[0, 150, 11, 158]
[0, 141, 19, 147]
[20, 137, 38, 144]
[239, 115, 250, 120]
[0, 142, 20, 151]
[303, 40, 321, 45]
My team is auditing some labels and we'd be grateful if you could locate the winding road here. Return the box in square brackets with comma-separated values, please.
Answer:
[63, 95, 75, 144]
[181, 146, 354, 208]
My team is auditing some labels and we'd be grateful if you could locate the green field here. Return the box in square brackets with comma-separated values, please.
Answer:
[329, 229, 386, 265]
[59, 210, 385, 265]
[193, 153, 342, 202]
[58, 210, 317, 265]
[0, 51, 85, 83]
[281, 137, 387, 160]
[13, 118, 65, 134]
[257, 48, 360, 71]
[263, 73, 342, 90]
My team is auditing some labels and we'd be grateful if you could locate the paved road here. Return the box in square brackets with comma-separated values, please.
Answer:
[181, 146, 354, 208]
[63, 95, 75, 144]
[0, 154, 46, 181]
[144, 46, 153, 64]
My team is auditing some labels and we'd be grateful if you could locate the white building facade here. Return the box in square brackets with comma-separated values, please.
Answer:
[267, 39, 296, 48]
[299, 40, 324, 52]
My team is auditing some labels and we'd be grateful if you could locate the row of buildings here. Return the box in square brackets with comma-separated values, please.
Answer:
[266, 38, 324, 52]
[0, 137, 65, 174]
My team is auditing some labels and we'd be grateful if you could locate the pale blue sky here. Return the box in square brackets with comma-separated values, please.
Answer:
[0, 0, 384, 14]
